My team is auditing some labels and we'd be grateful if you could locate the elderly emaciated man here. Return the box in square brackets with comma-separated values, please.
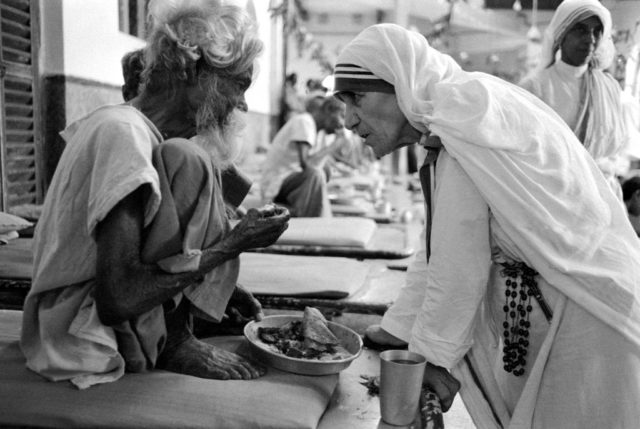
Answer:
[21, 0, 289, 389]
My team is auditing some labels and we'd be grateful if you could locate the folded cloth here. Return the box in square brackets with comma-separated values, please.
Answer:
[239, 253, 371, 298]
[0, 230, 19, 244]
[7, 204, 43, 222]
[0, 310, 338, 429]
[276, 217, 377, 248]
[0, 212, 32, 235]
[253, 224, 414, 260]
[0, 238, 33, 279]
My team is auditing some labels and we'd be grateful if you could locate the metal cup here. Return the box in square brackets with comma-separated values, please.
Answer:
[379, 349, 427, 426]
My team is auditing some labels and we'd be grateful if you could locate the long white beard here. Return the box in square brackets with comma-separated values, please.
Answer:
[193, 109, 246, 170]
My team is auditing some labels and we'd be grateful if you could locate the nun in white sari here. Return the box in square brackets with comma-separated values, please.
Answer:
[519, 0, 626, 198]
[333, 23, 640, 429]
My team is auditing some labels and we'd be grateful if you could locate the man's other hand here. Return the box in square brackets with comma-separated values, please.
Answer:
[225, 283, 264, 323]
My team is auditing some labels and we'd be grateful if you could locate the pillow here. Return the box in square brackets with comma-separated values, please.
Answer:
[0, 212, 32, 235]
[276, 217, 377, 248]
[0, 230, 19, 244]
[8, 203, 42, 221]
[239, 253, 371, 298]
[0, 310, 338, 429]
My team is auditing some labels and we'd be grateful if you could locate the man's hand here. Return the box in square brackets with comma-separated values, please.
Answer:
[422, 362, 461, 412]
[226, 204, 290, 252]
[225, 283, 264, 324]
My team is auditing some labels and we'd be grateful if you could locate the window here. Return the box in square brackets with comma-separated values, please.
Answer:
[0, 0, 42, 210]
[118, 0, 148, 39]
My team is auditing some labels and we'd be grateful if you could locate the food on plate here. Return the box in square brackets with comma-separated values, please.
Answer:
[257, 307, 352, 360]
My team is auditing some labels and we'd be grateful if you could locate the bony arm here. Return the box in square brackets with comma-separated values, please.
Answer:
[95, 187, 289, 326]
[295, 140, 311, 170]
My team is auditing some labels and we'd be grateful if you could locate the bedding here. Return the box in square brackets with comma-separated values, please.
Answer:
[0, 230, 19, 244]
[255, 220, 414, 260]
[0, 238, 32, 280]
[0, 212, 32, 235]
[239, 253, 371, 298]
[0, 310, 338, 429]
[275, 217, 378, 248]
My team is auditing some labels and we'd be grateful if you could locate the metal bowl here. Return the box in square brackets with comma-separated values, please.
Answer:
[244, 315, 363, 376]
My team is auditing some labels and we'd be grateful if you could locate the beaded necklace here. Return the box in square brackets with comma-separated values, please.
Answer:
[499, 261, 539, 376]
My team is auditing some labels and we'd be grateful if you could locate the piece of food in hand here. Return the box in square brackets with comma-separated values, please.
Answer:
[259, 203, 290, 219]
[258, 203, 278, 217]
[246, 204, 286, 223]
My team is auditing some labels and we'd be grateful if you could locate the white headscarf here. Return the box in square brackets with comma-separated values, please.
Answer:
[540, 0, 614, 70]
[335, 23, 640, 347]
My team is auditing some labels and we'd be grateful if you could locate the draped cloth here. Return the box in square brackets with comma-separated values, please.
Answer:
[115, 138, 238, 376]
[335, 23, 640, 428]
[335, 22, 640, 348]
[141, 139, 237, 324]
[21, 105, 238, 389]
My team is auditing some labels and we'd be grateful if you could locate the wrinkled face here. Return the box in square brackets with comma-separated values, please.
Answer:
[188, 68, 253, 168]
[192, 67, 252, 132]
[337, 91, 418, 158]
[560, 16, 603, 67]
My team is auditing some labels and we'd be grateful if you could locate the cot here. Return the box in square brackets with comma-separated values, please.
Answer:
[0, 237, 408, 315]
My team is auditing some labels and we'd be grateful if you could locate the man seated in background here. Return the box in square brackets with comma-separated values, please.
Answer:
[21, 0, 289, 389]
[259, 95, 345, 217]
[317, 127, 377, 175]
[518, 0, 626, 198]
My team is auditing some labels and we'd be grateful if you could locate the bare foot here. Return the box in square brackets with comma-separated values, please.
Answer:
[365, 324, 407, 347]
[157, 334, 266, 380]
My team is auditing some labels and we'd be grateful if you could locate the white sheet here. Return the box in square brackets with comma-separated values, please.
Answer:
[0, 310, 337, 429]
[239, 253, 371, 298]
[276, 217, 377, 248]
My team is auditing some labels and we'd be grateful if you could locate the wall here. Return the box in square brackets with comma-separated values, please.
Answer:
[607, 0, 640, 96]
[37, 0, 281, 183]
[288, 11, 381, 92]
[228, 0, 282, 153]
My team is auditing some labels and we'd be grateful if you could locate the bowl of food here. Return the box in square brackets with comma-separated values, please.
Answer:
[243, 307, 363, 376]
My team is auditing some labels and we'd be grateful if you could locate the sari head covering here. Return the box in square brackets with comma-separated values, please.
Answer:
[537, 0, 625, 161]
[540, 0, 614, 70]
[334, 23, 640, 348]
